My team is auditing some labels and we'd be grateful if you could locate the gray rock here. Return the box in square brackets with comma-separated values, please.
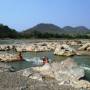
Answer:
[51, 58, 85, 80]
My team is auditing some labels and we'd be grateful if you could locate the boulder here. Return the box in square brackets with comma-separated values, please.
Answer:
[87, 47, 90, 51]
[33, 46, 50, 52]
[0, 62, 15, 72]
[51, 58, 84, 80]
[67, 40, 82, 46]
[76, 80, 90, 88]
[54, 44, 76, 56]
[78, 43, 90, 51]
[32, 63, 54, 78]
[0, 52, 23, 62]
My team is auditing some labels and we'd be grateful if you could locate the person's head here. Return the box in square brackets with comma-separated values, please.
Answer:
[42, 56, 49, 64]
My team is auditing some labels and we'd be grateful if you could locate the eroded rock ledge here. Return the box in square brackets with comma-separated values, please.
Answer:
[18, 58, 90, 89]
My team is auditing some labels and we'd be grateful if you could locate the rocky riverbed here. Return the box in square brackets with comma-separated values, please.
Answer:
[0, 73, 87, 90]
[0, 39, 90, 62]
[0, 57, 90, 90]
[0, 39, 90, 90]
[0, 72, 84, 90]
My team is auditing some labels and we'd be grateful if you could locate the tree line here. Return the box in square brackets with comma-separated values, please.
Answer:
[21, 30, 90, 39]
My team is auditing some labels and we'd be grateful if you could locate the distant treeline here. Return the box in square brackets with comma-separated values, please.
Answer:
[21, 30, 90, 39]
[0, 24, 90, 39]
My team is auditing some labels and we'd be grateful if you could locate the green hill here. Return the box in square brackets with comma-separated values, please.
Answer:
[22, 23, 90, 36]
[0, 24, 19, 38]
[22, 23, 63, 34]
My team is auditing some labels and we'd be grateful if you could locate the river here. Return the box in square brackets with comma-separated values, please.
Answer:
[3, 51, 90, 81]
[0, 39, 90, 81]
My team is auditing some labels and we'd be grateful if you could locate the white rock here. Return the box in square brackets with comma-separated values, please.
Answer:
[29, 73, 43, 81]
[54, 44, 76, 56]
[78, 43, 90, 51]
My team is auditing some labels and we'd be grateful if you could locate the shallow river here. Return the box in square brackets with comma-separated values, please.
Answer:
[4, 51, 90, 81]
[0, 39, 90, 81]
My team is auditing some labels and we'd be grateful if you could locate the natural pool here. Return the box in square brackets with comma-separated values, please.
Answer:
[4, 51, 90, 81]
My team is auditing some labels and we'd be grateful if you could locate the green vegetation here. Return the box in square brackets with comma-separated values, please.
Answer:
[0, 24, 20, 38]
[21, 23, 90, 39]
[0, 23, 90, 39]
[22, 30, 90, 39]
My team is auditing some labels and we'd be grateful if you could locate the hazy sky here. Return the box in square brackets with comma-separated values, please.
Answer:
[0, 0, 90, 31]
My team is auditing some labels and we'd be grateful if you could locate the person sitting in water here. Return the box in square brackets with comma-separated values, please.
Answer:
[17, 52, 23, 60]
[42, 56, 49, 65]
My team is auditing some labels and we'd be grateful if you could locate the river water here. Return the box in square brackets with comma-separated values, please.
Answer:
[4, 51, 90, 81]
[0, 39, 90, 81]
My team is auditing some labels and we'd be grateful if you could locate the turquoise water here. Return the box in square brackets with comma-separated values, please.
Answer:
[73, 56, 90, 81]
[7, 51, 67, 71]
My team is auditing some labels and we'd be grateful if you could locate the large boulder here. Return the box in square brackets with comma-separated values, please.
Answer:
[0, 52, 23, 62]
[32, 63, 54, 78]
[78, 43, 90, 51]
[33, 46, 50, 52]
[51, 58, 84, 80]
[54, 44, 76, 56]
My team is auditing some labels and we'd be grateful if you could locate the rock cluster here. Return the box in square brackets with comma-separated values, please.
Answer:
[78, 43, 90, 51]
[54, 44, 76, 56]
[0, 40, 89, 62]
[0, 52, 22, 62]
[0, 42, 56, 52]
[0, 45, 14, 51]
[0, 40, 81, 52]
[64, 40, 82, 46]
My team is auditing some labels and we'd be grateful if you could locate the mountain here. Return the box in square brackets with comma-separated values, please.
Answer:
[74, 26, 90, 33]
[22, 23, 63, 34]
[63, 26, 90, 35]
[63, 26, 74, 31]
[22, 23, 90, 35]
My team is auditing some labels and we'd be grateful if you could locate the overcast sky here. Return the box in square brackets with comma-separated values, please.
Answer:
[0, 0, 90, 31]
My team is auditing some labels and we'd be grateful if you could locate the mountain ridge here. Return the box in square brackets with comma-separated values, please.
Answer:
[22, 23, 90, 35]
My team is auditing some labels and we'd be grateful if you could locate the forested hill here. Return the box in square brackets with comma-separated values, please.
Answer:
[22, 23, 63, 34]
[0, 24, 19, 38]
[22, 23, 90, 35]
[21, 23, 90, 38]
